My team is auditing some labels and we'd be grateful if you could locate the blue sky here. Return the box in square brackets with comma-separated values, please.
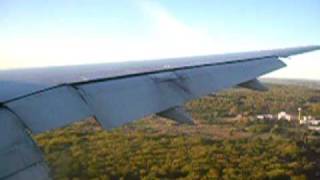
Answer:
[0, 0, 319, 79]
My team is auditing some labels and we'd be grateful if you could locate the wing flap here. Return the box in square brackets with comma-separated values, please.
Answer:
[6, 86, 92, 133]
[5, 163, 50, 180]
[0, 109, 48, 179]
[2, 57, 285, 132]
[73, 57, 285, 129]
[78, 75, 186, 129]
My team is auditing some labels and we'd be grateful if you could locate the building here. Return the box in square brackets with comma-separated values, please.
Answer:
[308, 126, 320, 131]
[302, 118, 320, 131]
[300, 116, 309, 124]
[309, 120, 320, 126]
[299, 117, 320, 125]
[277, 111, 292, 121]
[304, 116, 314, 120]
[300, 119, 307, 125]
[256, 114, 274, 120]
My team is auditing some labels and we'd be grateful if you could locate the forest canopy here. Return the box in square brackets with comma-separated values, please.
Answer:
[35, 84, 320, 179]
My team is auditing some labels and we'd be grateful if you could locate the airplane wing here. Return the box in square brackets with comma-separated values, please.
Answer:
[0, 45, 319, 179]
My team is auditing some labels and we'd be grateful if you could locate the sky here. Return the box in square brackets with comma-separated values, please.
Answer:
[0, 0, 319, 79]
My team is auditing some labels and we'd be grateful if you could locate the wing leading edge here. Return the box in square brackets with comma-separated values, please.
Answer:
[0, 45, 319, 179]
[0, 45, 319, 103]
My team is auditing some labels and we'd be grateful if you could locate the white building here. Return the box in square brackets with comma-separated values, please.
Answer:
[300, 118, 320, 125]
[308, 126, 320, 131]
[256, 114, 274, 120]
[277, 111, 292, 121]
[304, 116, 314, 120]
[300, 119, 307, 125]
[309, 120, 320, 125]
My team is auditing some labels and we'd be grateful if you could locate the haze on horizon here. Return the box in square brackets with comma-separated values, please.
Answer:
[0, 0, 319, 80]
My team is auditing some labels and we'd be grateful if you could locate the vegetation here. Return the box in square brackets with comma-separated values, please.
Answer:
[188, 84, 320, 121]
[35, 84, 320, 179]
